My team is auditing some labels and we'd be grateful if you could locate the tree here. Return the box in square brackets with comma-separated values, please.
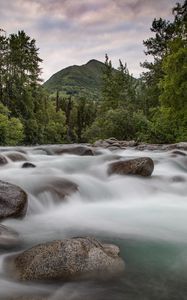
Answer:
[140, 0, 187, 142]
[7, 30, 42, 119]
[158, 1, 187, 142]
[0, 103, 24, 145]
[101, 54, 116, 111]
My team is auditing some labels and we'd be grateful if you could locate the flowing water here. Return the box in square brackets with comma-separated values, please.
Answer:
[0, 146, 187, 299]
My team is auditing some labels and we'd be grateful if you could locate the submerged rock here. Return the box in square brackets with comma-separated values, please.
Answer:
[170, 175, 186, 183]
[0, 224, 20, 248]
[171, 150, 186, 157]
[0, 180, 28, 220]
[53, 145, 94, 156]
[34, 178, 78, 200]
[108, 157, 154, 177]
[22, 162, 36, 168]
[6, 152, 27, 162]
[12, 237, 125, 281]
[0, 154, 8, 166]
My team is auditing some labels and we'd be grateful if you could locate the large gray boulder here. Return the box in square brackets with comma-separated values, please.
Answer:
[0, 180, 28, 220]
[108, 157, 154, 177]
[12, 237, 125, 281]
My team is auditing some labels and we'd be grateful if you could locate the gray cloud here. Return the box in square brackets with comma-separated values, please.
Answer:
[0, 0, 181, 80]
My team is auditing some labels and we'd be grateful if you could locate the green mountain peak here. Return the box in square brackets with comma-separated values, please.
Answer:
[43, 59, 105, 96]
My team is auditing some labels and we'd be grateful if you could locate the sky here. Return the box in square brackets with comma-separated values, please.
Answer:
[0, 0, 181, 81]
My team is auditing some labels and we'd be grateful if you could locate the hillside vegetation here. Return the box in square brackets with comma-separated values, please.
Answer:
[44, 59, 106, 96]
[0, 0, 186, 145]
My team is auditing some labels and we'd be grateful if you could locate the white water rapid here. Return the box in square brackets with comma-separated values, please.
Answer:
[0, 146, 187, 300]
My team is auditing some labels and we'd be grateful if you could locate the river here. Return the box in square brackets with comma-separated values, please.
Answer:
[0, 145, 186, 299]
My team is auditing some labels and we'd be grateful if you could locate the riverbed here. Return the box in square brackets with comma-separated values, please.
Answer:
[0, 145, 187, 299]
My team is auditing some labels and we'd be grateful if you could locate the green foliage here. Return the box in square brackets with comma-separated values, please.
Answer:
[160, 38, 187, 110]
[84, 109, 149, 143]
[140, 0, 187, 143]
[0, 103, 24, 145]
[0, 1, 186, 146]
[101, 55, 136, 112]
[0, 30, 46, 144]
[132, 111, 150, 142]
[149, 107, 187, 143]
[44, 101, 67, 144]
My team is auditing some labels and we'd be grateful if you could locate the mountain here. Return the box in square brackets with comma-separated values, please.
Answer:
[43, 59, 105, 96]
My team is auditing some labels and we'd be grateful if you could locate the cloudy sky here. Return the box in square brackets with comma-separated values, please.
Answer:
[0, 0, 180, 81]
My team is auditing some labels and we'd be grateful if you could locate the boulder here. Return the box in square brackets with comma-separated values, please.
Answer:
[0, 224, 20, 248]
[12, 237, 125, 281]
[0, 154, 8, 166]
[0, 180, 28, 220]
[22, 162, 36, 168]
[53, 145, 94, 156]
[108, 157, 154, 177]
[6, 152, 27, 162]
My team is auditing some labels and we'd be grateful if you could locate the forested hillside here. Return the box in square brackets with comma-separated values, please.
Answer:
[44, 59, 105, 97]
[0, 0, 186, 145]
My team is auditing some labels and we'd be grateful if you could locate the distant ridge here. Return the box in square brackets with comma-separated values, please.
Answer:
[43, 59, 105, 96]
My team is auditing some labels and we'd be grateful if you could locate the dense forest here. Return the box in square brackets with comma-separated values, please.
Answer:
[0, 0, 186, 145]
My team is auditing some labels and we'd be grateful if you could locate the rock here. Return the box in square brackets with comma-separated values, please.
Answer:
[6, 152, 27, 162]
[136, 144, 162, 151]
[93, 140, 104, 147]
[14, 148, 27, 154]
[93, 139, 136, 149]
[12, 237, 125, 281]
[105, 138, 118, 145]
[107, 137, 118, 141]
[93, 140, 110, 148]
[0, 180, 28, 220]
[33, 177, 78, 200]
[176, 142, 187, 151]
[110, 143, 121, 148]
[0, 224, 20, 248]
[171, 150, 186, 156]
[161, 144, 178, 151]
[22, 162, 36, 168]
[107, 146, 120, 151]
[170, 176, 186, 183]
[144, 143, 187, 152]
[121, 140, 137, 147]
[34, 147, 53, 155]
[0, 154, 8, 166]
[54, 145, 94, 156]
[108, 157, 154, 177]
